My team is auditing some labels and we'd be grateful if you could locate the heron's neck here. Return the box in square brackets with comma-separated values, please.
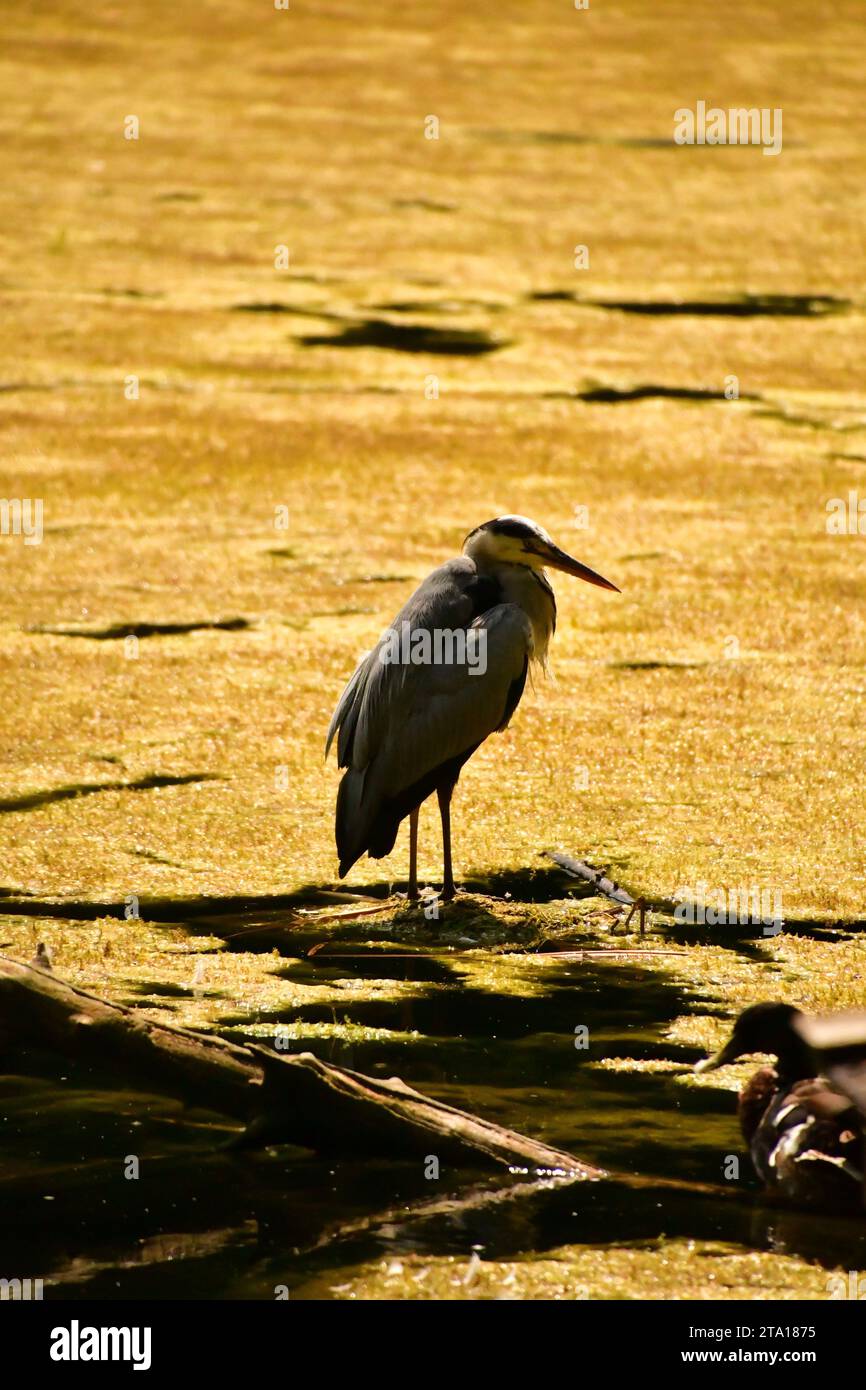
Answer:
[483, 562, 556, 666]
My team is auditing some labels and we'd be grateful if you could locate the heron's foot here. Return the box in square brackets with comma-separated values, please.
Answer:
[620, 897, 647, 934]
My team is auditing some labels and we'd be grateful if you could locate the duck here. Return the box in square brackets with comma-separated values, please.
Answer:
[695, 1001, 865, 1211]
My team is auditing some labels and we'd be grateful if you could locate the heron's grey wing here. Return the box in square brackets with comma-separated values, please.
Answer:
[326, 556, 494, 768]
[370, 603, 531, 801]
[335, 602, 532, 872]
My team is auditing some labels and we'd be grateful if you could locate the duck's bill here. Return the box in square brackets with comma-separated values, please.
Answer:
[694, 1040, 740, 1073]
[536, 541, 621, 592]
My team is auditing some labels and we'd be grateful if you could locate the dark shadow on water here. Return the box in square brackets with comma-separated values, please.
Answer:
[564, 383, 764, 404]
[2, 868, 862, 947]
[278, 954, 457, 986]
[282, 1172, 866, 1291]
[122, 979, 229, 1002]
[476, 129, 679, 150]
[27, 617, 252, 640]
[298, 320, 508, 355]
[227, 958, 690, 1048]
[391, 197, 457, 213]
[0, 865, 586, 928]
[610, 658, 709, 670]
[373, 297, 505, 313]
[529, 291, 851, 317]
[231, 301, 344, 319]
[543, 382, 853, 433]
[0, 772, 222, 816]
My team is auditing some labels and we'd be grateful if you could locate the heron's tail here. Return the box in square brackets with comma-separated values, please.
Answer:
[335, 767, 364, 874]
[335, 766, 403, 875]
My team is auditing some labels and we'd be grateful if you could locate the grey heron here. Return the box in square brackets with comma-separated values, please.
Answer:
[326, 515, 619, 900]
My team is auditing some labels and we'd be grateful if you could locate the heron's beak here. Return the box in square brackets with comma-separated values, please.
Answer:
[534, 541, 620, 592]
[694, 1038, 741, 1073]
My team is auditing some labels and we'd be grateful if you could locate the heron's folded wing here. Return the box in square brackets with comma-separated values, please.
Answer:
[367, 602, 533, 801]
[326, 557, 492, 768]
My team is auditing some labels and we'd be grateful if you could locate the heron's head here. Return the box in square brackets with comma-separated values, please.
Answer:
[463, 515, 620, 592]
[695, 1002, 807, 1075]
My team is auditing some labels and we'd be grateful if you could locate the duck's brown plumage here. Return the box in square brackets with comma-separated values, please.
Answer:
[699, 1002, 865, 1211]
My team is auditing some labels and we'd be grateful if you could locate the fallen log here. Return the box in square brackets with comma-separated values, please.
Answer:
[0, 955, 601, 1177]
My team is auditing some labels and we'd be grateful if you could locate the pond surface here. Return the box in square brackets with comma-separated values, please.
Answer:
[3, 902, 864, 1300]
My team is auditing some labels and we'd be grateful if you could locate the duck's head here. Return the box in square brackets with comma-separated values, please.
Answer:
[695, 1002, 811, 1079]
[463, 515, 620, 591]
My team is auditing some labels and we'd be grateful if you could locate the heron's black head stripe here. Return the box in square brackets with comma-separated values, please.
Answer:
[466, 517, 538, 543]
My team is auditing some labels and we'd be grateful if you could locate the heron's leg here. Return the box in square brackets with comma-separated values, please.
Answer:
[408, 807, 419, 900]
[437, 785, 456, 900]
